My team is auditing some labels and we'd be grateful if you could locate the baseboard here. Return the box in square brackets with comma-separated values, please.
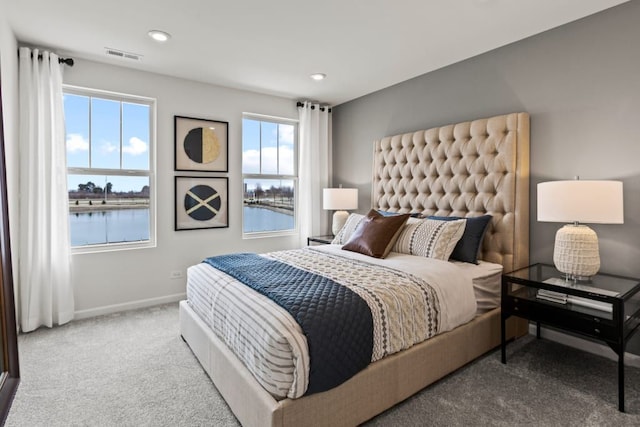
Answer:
[529, 323, 640, 369]
[74, 293, 186, 320]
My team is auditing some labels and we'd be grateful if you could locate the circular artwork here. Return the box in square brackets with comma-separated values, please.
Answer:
[184, 127, 220, 164]
[184, 185, 222, 221]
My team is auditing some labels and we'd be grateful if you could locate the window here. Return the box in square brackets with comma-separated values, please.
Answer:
[242, 115, 297, 236]
[64, 86, 155, 250]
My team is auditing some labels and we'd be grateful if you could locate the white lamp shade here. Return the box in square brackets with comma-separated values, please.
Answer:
[323, 188, 358, 210]
[537, 180, 623, 224]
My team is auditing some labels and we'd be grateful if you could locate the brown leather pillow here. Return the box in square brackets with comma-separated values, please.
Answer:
[342, 209, 410, 258]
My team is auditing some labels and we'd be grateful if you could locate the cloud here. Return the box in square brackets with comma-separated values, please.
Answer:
[98, 137, 148, 156]
[260, 147, 278, 174]
[242, 149, 260, 173]
[100, 141, 119, 154]
[264, 124, 295, 146]
[66, 133, 89, 152]
[243, 146, 294, 175]
[276, 124, 295, 145]
[278, 146, 294, 174]
[123, 137, 148, 156]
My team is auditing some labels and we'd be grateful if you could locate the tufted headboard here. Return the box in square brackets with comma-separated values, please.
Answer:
[372, 112, 529, 273]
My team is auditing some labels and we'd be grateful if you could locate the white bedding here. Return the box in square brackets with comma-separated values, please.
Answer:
[186, 245, 477, 399]
[452, 260, 503, 314]
[316, 245, 477, 331]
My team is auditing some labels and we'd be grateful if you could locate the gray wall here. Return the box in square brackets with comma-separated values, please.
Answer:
[333, 2, 640, 350]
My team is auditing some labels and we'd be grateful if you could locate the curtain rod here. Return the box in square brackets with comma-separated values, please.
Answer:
[296, 101, 331, 113]
[41, 54, 74, 67]
[57, 57, 74, 67]
[22, 51, 74, 67]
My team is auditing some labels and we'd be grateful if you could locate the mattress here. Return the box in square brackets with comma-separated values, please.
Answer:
[186, 245, 478, 400]
[452, 260, 503, 314]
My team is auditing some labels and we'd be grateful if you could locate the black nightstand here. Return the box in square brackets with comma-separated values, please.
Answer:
[307, 235, 334, 246]
[501, 263, 640, 412]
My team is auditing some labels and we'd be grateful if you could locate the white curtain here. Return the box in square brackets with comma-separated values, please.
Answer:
[18, 47, 74, 332]
[298, 102, 331, 246]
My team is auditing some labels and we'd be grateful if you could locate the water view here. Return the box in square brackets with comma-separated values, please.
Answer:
[242, 177, 295, 234]
[69, 206, 295, 246]
[243, 205, 294, 233]
[70, 206, 294, 246]
[70, 208, 150, 246]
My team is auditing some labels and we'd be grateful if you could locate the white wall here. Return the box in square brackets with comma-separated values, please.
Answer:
[60, 59, 300, 316]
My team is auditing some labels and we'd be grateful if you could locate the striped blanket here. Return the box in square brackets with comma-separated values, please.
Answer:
[203, 253, 374, 395]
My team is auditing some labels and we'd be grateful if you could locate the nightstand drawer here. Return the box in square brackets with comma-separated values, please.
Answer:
[506, 296, 617, 340]
[307, 235, 334, 245]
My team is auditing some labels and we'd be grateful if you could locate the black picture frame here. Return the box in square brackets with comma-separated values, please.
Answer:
[174, 115, 229, 172]
[175, 176, 229, 230]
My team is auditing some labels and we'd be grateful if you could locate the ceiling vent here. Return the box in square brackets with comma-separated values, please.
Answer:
[104, 48, 142, 61]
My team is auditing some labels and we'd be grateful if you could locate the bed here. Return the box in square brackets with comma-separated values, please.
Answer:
[179, 112, 530, 426]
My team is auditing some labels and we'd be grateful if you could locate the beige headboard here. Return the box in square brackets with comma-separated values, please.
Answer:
[372, 112, 530, 273]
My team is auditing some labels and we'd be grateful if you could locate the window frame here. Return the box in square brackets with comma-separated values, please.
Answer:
[63, 85, 157, 253]
[242, 113, 298, 238]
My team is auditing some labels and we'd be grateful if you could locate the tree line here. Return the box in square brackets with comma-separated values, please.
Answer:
[70, 181, 150, 197]
[245, 184, 294, 204]
[76, 181, 113, 194]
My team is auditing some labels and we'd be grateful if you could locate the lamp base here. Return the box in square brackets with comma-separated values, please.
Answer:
[553, 224, 600, 279]
[332, 211, 349, 235]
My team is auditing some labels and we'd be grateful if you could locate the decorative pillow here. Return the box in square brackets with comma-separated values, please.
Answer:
[331, 213, 365, 244]
[342, 210, 410, 258]
[428, 215, 493, 264]
[392, 218, 466, 260]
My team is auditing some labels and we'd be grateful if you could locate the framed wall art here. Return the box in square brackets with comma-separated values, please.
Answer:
[175, 115, 228, 172]
[175, 176, 229, 230]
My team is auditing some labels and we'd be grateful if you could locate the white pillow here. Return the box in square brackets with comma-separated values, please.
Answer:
[331, 213, 365, 244]
[392, 218, 466, 260]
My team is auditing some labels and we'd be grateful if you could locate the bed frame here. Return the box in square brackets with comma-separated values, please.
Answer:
[180, 112, 530, 426]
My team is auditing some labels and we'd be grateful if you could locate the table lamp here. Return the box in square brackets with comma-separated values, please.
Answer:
[323, 188, 358, 235]
[537, 179, 623, 280]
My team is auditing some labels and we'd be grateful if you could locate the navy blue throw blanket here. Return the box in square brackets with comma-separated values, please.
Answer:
[204, 253, 373, 395]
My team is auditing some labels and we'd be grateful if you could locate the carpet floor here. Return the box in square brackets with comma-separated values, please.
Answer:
[5, 303, 640, 426]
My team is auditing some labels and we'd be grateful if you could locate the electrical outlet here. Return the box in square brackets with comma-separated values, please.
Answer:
[170, 270, 183, 279]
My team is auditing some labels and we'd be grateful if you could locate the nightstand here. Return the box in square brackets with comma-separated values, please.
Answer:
[306, 235, 334, 246]
[501, 263, 640, 412]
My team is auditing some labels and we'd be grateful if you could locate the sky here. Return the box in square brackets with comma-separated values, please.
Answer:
[65, 93, 150, 194]
[242, 118, 295, 192]
[65, 98, 296, 195]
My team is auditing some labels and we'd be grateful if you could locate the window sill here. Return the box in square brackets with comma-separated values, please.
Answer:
[242, 230, 298, 240]
[72, 240, 156, 255]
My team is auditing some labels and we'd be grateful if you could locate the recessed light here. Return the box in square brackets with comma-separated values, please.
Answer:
[310, 73, 327, 81]
[148, 30, 171, 42]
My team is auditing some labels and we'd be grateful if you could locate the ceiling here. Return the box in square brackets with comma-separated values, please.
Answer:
[4, 0, 628, 106]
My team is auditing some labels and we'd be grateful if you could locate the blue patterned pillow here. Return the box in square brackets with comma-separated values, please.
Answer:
[427, 215, 493, 264]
